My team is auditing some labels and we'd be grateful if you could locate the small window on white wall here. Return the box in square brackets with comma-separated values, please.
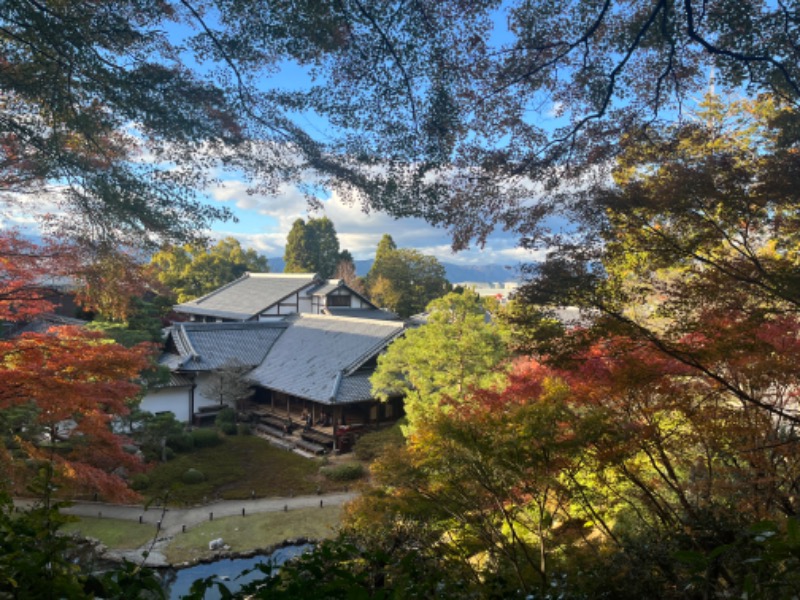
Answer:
[327, 293, 351, 307]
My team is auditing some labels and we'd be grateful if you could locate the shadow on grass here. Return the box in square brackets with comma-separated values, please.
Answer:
[138, 435, 344, 506]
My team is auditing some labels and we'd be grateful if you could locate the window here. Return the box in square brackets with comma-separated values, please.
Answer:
[327, 293, 351, 307]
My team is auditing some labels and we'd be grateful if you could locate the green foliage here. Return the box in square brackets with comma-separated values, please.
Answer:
[283, 218, 314, 273]
[129, 473, 151, 491]
[165, 432, 195, 454]
[319, 462, 366, 482]
[215, 407, 236, 426]
[306, 217, 341, 278]
[283, 217, 342, 278]
[133, 411, 186, 461]
[218, 421, 238, 436]
[371, 290, 510, 433]
[0, 480, 163, 599]
[86, 296, 168, 346]
[365, 239, 451, 317]
[181, 468, 206, 484]
[353, 423, 405, 461]
[151, 237, 268, 303]
[190, 428, 223, 448]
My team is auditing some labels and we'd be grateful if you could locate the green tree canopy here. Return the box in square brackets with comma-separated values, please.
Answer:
[371, 290, 510, 434]
[4, 0, 800, 259]
[283, 217, 342, 277]
[519, 93, 800, 423]
[365, 237, 450, 317]
[307, 217, 341, 278]
[151, 236, 268, 302]
[283, 219, 315, 273]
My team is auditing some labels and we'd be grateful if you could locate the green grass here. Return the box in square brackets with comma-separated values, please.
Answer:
[62, 517, 159, 550]
[138, 435, 341, 506]
[165, 506, 342, 564]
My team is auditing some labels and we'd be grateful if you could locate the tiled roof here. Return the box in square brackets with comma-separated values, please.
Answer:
[248, 314, 404, 404]
[167, 321, 288, 371]
[324, 307, 401, 321]
[336, 373, 375, 403]
[173, 273, 321, 320]
[309, 281, 341, 296]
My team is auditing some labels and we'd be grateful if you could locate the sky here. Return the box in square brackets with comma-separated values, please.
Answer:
[0, 5, 548, 270]
[174, 5, 546, 268]
[203, 176, 546, 267]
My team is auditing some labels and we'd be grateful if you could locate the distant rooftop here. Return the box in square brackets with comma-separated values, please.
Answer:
[173, 272, 321, 320]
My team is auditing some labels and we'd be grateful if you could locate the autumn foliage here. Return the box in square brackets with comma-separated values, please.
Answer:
[0, 232, 155, 502]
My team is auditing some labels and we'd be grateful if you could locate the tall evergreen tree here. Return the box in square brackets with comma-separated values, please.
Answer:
[307, 217, 341, 279]
[283, 219, 315, 273]
[365, 234, 397, 289]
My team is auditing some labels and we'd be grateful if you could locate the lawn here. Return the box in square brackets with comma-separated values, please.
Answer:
[137, 435, 344, 506]
[62, 517, 158, 550]
[164, 505, 342, 564]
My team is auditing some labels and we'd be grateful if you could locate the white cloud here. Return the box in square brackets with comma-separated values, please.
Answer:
[206, 182, 545, 267]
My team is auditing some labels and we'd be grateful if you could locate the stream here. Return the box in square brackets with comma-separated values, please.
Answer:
[164, 544, 313, 599]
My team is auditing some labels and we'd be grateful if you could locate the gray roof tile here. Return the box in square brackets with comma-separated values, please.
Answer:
[167, 321, 288, 371]
[325, 307, 401, 321]
[248, 314, 404, 404]
[173, 273, 320, 320]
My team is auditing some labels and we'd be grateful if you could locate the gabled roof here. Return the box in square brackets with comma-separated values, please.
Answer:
[324, 307, 401, 321]
[248, 314, 405, 405]
[173, 273, 321, 320]
[166, 321, 288, 371]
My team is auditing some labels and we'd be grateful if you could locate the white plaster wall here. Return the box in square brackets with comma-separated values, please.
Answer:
[298, 296, 313, 313]
[193, 372, 233, 412]
[139, 387, 191, 422]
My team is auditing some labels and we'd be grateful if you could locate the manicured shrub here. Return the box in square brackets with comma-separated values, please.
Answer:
[191, 428, 222, 448]
[237, 423, 252, 436]
[215, 407, 236, 426]
[320, 462, 366, 482]
[181, 468, 206, 484]
[218, 421, 237, 436]
[129, 473, 150, 491]
[166, 432, 194, 453]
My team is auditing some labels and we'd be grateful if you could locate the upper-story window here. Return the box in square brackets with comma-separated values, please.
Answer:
[327, 293, 351, 307]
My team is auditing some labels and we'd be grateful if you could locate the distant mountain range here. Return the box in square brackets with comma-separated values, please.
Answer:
[268, 258, 520, 284]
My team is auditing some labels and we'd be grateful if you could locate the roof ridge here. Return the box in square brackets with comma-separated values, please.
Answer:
[179, 321, 288, 331]
[329, 370, 344, 402]
[247, 272, 318, 279]
[175, 324, 201, 365]
[176, 273, 251, 306]
[297, 313, 404, 328]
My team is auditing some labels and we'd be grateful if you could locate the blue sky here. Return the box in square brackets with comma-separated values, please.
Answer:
[0, 6, 549, 269]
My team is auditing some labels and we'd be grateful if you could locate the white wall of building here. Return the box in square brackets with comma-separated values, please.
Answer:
[139, 386, 192, 422]
[139, 373, 234, 423]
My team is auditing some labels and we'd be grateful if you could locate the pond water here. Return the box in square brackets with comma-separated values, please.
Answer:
[165, 544, 312, 599]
